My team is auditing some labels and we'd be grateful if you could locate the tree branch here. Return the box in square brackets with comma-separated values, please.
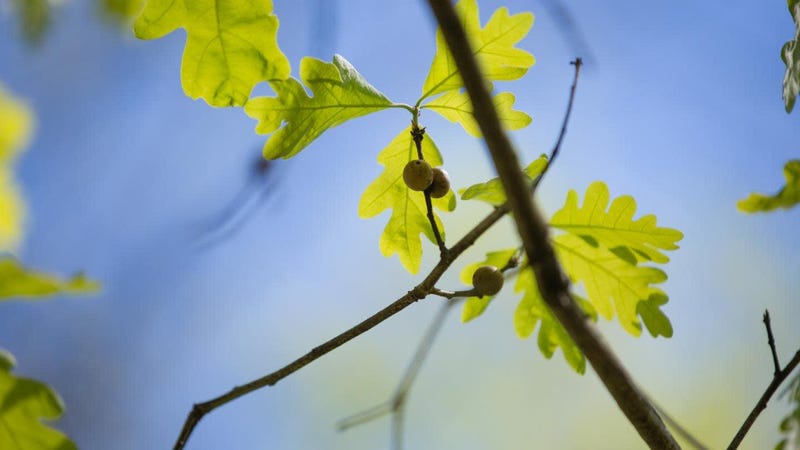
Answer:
[173, 168, 513, 449]
[424, 1, 679, 448]
[727, 316, 800, 450]
[411, 124, 447, 255]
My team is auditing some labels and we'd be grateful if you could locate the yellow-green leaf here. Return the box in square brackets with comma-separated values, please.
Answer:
[358, 127, 455, 274]
[422, 90, 531, 137]
[0, 84, 33, 252]
[420, 0, 535, 101]
[550, 181, 684, 263]
[783, 0, 800, 112]
[738, 160, 800, 212]
[0, 257, 100, 301]
[460, 154, 547, 206]
[637, 289, 673, 338]
[459, 248, 516, 322]
[245, 55, 395, 159]
[0, 349, 77, 450]
[553, 233, 667, 336]
[513, 267, 593, 374]
[134, 0, 290, 107]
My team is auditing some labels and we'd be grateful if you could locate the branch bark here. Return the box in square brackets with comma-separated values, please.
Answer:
[424, 1, 679, 448]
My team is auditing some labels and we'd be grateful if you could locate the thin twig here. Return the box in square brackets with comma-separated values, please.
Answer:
[764, 310, 781, 375]
[424, 1, 679, 448]
[411, 124, 447, 255]
[337, 300, 456, 431]
[727, 347, 800, 448]
[173, 178, 512, 449]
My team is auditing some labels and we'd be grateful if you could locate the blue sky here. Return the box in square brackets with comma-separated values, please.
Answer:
[1, 1, 799, 449]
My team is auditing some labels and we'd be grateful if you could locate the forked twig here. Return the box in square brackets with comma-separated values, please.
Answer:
[727, 311, 800, 449]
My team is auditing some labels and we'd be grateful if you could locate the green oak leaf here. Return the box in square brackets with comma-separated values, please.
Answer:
[550, 181, 684, 263]
[0, 84, 33, 252]
[738, 160, 800, 212]
[422, 90, 531, 137]
[0, 257, 100, 301]
[0, 349, 77, 450]
[553, 233, 668, 336]
[783, 0, 800, 113]
[459, 248, 517, 322]
[513, 267, 595, 374]
[420, 0, 535, 101]
[100, 0, 145, 24]
[359, 127, 455, 274]
[460, 154, 547, 206]
[134, 0, 290, 107]
[636, 289, 673, 338]
[245, 55, 396, 159]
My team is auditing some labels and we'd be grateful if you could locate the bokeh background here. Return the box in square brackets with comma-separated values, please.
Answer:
[1, 0, 799, 448]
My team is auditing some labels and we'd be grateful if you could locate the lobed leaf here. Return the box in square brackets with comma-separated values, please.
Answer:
[458, 248, 517, 322]
[134, 0, 290, 107]
[550, 181, 684, 263]
[0, 257, 100, 301]
[553, 233, 669, 336]
[359, 127, 455, 274]
[422, 90, 531, 137]
[738, 160, 800, 212]
[420, 0, 535, 101]
[246, 55, 395, 159]
[513, 267, 595, 373]
[783, 0, 800, 113]
[460, 155, 547, 206]
[0, 349, 77, 450]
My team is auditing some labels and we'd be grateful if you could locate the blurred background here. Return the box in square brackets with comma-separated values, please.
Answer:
[1, 0, 799, 448]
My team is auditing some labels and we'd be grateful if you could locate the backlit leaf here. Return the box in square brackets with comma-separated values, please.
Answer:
[422, 90, 530, 137]
[460, 154, 547, 206]
[783, 0, 800, 113]
[359, 127, 455, 274]
[459, 248, 516, 322]
[134, 0, 290, 107]
[0, 348, 77, 450]
[738, 160, 800, 212]
[420, 0, 535, 101]
[0, 256, 100, 301]
[550, 181, 683, 263]
[245, 55, 395, 159]
[553, 233, 668, 336]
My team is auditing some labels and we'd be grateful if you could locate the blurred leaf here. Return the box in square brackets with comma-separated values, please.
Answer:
[0, 256, 100, 301]
[783, 0, 800, 112]
[460, 154, 547, 206]
[458, 248, 517, 322]
[99, 0, 145, 25]
[245, 55, 395, 159]
[550, 181, 683, 263]
[422, 90, 531, 136]
[358, 127, 455, 274]
[636, 290, 673, 337]
[513, 267, 593, 373]
[0, 83, 33, 252]
[0, 348, 77, 450]
[738, 160, 800, 212]
[776, 373, 800, 450]
[420, 0, 535, 101]
[133, 0, 290, 106]
[10, 0, 51, 44]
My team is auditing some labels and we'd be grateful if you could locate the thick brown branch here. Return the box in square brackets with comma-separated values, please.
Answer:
[424, 1, 679, 448]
